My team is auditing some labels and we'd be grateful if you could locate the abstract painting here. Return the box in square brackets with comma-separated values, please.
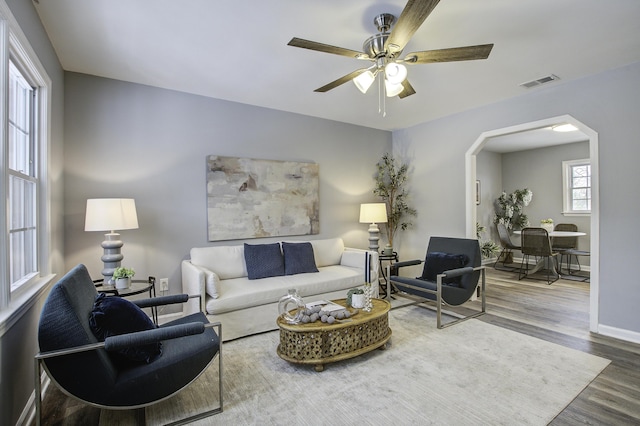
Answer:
[206, 155, 319, 241]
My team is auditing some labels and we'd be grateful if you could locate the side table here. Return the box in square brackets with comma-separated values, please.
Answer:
[95, 277, 158, 324]
[378, 252, 398, 299]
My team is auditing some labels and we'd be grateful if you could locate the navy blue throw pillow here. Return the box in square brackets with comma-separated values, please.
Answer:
[89, 293, 162, 365]
[421, 252, 469, 287]
[244, 243, 285, 280]
[282, 242, 319, 275]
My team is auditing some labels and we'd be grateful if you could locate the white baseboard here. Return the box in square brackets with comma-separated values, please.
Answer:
[597, 324, 640, 345]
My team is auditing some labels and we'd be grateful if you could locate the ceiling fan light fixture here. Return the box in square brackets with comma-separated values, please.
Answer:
[384, 62, 407, 84]
[552, 123, 579, 132]
[353, 70, 376, 93]
[385, 80, 404, 97]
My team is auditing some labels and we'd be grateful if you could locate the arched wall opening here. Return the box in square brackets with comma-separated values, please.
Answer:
[465, 114, 599, 332]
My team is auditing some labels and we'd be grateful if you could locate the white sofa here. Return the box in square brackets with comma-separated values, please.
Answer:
[182, 238, 379, 341]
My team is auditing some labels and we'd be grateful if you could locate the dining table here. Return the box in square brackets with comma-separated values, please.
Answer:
[512, 229, 587, 276]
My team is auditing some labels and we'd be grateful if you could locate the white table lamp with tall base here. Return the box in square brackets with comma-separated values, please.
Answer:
[359, 203, 388, 252]
[85, 198, 139, 284]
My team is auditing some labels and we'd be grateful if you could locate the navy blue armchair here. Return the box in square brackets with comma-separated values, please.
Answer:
[389, 237, 486, 328]
[35, 264, 222, 425]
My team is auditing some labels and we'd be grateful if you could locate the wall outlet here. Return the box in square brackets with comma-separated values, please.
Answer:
[159, 278, 169, 292]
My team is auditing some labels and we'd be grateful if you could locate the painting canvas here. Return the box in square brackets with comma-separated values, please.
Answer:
[206, 155, 319, 241]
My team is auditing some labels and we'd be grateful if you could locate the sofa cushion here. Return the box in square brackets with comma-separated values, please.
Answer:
[309, 238, 345, 267]
[190, 245, 247, 279]
[205, 270, 220, 299]
[421, 252, 469, 287]
[282, 242, 319, 275]
[205, 265, 363, 315]
[89, 293, 162, 365]
[244, 243, 285, 280]
[340, 250, 368, 269]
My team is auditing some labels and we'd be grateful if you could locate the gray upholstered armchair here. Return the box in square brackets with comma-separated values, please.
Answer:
[389, 237, 486, 328]
[35, 264, 222, 425]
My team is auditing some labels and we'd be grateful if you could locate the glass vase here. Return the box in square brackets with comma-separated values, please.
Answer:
[278, 289, 305, 324]
[363, 282, 373, 312]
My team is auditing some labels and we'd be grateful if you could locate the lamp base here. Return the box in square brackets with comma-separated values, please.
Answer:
[368, 223, 380, 252]
[101, 232, 124, 284]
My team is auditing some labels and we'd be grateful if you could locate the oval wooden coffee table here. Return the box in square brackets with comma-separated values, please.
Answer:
[276, 298, 391, 371]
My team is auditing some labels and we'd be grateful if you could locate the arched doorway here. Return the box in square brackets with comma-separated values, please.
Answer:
[465, 115, 599, 332]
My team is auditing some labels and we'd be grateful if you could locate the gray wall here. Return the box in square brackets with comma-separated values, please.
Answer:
[393, 60, 640, 335]
[502, 141, 591, 256]
[63, 73, 392, 297]
[2, 1, 65, 425]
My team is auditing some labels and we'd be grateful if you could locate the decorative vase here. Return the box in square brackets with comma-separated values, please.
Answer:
[363, 282, 373, 312]
[115, 277, 131, 289]
[383, 244, 394, 256]
[278, 289, 305, 324]
[541, 223, 554, 233]
[351, 293, 365, 309]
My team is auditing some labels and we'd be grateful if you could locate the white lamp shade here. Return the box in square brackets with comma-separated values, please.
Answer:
[359, 203, 388, 224]
[85, 198, 139, 232]
[353, 70, 376, 93]
[385, 80, 404, 97]
[384, 62, 407, 85]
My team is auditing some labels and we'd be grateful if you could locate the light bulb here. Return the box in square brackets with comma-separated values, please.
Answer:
[384, 62, 407, 84]
[353, 70, 375, 93]
[385, 80, 404, 97]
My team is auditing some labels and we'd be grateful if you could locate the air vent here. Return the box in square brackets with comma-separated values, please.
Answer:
[519, 74, 560, 89]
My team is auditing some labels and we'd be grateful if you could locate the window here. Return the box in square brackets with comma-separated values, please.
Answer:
[562, 159, 591, 215]
[8, 61, 38, 291]
[0, 6, 52, 311]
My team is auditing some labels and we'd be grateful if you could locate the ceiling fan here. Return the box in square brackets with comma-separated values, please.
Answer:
[287, 0, 493, 100]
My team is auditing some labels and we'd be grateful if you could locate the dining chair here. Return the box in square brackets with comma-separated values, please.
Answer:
[518, 227, 559, 284]
[495, 223, 521, 270]
[552, 223, 589, 275]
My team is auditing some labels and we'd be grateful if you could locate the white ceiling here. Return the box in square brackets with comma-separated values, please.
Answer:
[483, 126, 589, 154]
[33, 0, 640, 132]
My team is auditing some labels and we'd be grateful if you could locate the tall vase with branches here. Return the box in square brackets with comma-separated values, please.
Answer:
[373, 153, 417, 252]
[493, 188, 533, 231]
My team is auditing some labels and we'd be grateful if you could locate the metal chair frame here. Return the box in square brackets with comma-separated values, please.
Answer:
[495, 223, 521, 270]
[518, 227, 559, 284]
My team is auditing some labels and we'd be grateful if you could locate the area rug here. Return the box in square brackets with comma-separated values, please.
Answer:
[102, 305, 610, 425]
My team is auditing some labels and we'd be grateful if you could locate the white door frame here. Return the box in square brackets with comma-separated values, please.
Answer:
[465, 114, 599, 332]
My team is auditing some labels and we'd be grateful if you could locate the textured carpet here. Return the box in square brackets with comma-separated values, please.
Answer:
[102, 305, 610, 425]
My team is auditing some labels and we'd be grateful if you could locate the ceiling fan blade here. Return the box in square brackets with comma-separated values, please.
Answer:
[385, 0, 442, 55]
[288, 37, 369, 60]
[398, 80, 416, 99]
[314, 69, 369, 93]
[405, 44, 494, 63]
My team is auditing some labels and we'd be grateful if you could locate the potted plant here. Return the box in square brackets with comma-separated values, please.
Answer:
[493, 188, 532, 231]
[477, 223, 501, 259]
[540, 218, 554, 232]
[346, 288, 365, 309]
[113, 267, 135, 289]
[373, 153, 417, 254]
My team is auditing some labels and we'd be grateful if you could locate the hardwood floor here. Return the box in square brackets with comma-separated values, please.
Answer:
[471, 266, 640, 425]
[36, 267, 640, 425]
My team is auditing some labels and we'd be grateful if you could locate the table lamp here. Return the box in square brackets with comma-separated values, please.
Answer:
[359, 203, 388, 252]
[85, 198, 139, 284]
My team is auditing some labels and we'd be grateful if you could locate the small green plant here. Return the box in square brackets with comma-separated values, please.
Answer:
[346, 287, 364, 307]
[541, 218, 554, 224]
[113, 267, 135, 279]
[477, 222, 501, 259]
